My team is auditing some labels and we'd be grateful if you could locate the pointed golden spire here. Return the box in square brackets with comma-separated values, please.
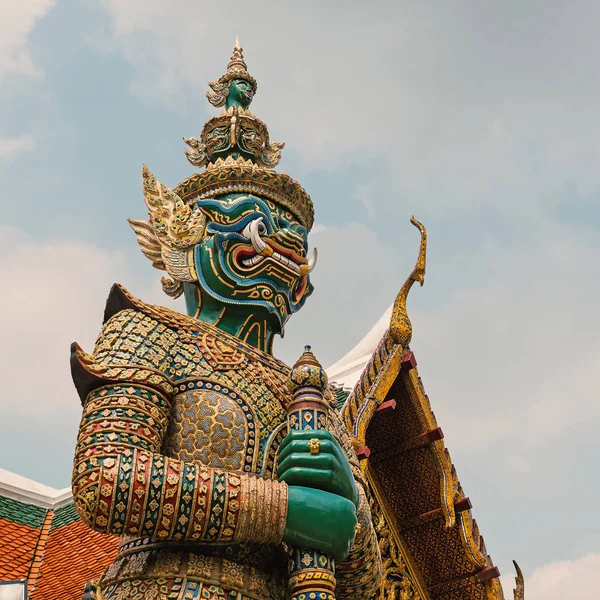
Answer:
[227, 36, 248, 73]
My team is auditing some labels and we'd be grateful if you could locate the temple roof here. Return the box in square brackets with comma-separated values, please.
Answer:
[327, 306, 393, 390]
[0, 469, 118, 600]
[327, 307, 506, 600]
[0, 303, 507, 600]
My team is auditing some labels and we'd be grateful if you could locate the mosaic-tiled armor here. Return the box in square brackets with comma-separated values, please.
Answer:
[71, 41, 381, 600]
[71, 286, 380, 599]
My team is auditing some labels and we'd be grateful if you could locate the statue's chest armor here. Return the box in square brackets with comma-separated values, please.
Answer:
[164, 365, 289, 477]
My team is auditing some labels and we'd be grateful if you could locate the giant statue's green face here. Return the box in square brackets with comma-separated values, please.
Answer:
[190, 193, 315, 335]
[226, 78, 255, 109]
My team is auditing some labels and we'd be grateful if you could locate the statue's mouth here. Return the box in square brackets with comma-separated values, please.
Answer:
[235, 243, 308, 275]
[234, 218, 317, 277]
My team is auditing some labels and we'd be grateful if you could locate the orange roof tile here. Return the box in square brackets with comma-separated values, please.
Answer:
[0, 517, 39, 580]
[31, 520, 119, 600]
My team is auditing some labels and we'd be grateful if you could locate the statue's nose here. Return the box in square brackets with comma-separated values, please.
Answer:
[275, 227, 308, 254]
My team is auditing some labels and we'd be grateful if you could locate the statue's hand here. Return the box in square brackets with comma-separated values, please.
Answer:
[277, 430, 359, 507]
[284, 486, 357, 560]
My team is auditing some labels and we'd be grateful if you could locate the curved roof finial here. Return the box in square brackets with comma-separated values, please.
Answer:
[512, 561, 525, 600]
[389, 216, 427, 347]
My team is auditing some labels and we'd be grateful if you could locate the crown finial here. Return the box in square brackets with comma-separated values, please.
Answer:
[288, 345, 328, 393]
[227, 38, 248, 73]
[206, 39, 257, 108]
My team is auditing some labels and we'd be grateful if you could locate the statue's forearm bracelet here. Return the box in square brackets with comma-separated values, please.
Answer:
[72, 383, 287, 544]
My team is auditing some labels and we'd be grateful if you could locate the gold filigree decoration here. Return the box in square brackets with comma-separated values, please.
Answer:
[129, 165, 204, 295]
[183, 136, 208, 169]
[166, 389, 250, 470]
[175, 157, 314, 231]
[127, 218, 164, 270]
[127, 220, 187, 297]
[260, 140, 285, 168]
[160, 276, 184, 299]
[368, 483, 426, 600]
[140, 164, 205, 250]
[200, 333, 248, 370]
[185, 106, 285, 170]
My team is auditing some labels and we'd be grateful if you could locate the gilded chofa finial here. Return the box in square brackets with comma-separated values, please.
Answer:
[512, 561, 525, 600]
[207, 39, 257, 108]
[389, 217, 427, 346]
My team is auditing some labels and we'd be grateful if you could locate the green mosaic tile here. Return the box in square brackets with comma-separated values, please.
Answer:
[0, 495, 47, 529]
[332, 386, 349, 411]
[51, 502, 81, 530]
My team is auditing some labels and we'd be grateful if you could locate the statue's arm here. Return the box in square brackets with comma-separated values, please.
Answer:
[70, 308, 287, 545]
[72, 380, 287, 544]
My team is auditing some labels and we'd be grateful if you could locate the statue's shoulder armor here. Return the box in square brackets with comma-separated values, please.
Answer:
[102, 282, 139, 323]
[71, 284, 180, 403]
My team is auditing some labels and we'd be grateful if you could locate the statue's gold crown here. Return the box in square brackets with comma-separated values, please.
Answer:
[181, 40, 315, 231]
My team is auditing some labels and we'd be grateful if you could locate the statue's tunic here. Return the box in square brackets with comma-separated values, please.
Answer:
[71, 286, 380, 600]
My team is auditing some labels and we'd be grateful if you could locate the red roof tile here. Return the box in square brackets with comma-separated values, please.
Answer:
[0, 517, 39, 580]
[31, 520, 119, 600]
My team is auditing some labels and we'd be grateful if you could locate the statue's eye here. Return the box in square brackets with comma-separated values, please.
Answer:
[258, 221, 267, 235]
[275, 216, 289, 230]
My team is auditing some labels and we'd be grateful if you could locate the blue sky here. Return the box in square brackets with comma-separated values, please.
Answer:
[1, 1, 599, 597]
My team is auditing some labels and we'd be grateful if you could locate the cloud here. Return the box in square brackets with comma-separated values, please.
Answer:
[277, 221, 407, 367]
[0, 226, 184, 486]
[277, 215, 600, 578]
[411, 217, 600, 456]
[0, 0, 55, 86]
[354, 184, 378, 220]
[0, 134, 36, 160]
[98, 0, 600, 217]
[0, 226, 177, 421]
[501, 554, 600, 600]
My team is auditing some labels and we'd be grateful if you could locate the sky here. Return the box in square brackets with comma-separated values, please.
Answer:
[1, 0, 599, 597]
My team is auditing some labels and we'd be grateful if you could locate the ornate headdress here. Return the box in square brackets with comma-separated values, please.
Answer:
[130, 40, 315, 298]
[206, 37, 258, 107]
[181, 39, 314, 230]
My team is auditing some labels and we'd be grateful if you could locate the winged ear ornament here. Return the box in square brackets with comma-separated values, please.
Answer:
[128, 165, 206, 298]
